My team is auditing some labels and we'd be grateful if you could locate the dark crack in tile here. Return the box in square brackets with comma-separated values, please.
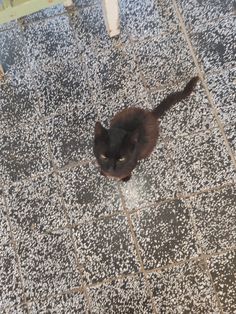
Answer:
[133, 31, 196, 88]
[169, 129, 236, 194]
[131, 200, 199, 269]
[59, 163, 121, 224]
[88, 274, 153, 313]
[190, 17, 236, 73]
[73, 215, 140, 283]
[148, 259, 220, 313]
[208, 250, 236, 314]
[0, 123, 52, 184]
[186, 185, 236, 253]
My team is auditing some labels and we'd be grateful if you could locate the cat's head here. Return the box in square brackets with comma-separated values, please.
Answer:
[93, 122, 139, 180]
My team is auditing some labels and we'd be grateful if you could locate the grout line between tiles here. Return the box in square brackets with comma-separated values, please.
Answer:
[183, 12, 235, 33]
[6, 243, 236, 311]
[183, 198, 225, 313]
[2, 194, 30, 314]
[171, 0, 236, 172]
[20, 25, 93, 312]
[117, 183, 159, 314]
[37, 91, 93, 314]
[172, 1, 234, 312]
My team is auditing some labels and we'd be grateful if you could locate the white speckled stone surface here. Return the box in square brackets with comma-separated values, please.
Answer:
[0, 0, 235, 312]
[208, 250, 236, 313]
[148, 259, 220, 313]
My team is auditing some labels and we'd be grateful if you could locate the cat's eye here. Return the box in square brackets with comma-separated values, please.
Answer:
[118, 157, 126, 162]
[100, 154, 107, 160]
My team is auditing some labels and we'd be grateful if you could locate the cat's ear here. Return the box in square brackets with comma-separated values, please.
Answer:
[95, 121, 108, 138]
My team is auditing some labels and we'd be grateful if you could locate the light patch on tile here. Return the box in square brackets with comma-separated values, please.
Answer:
[121, 142, 180, 210]
[59, 163, 122, 224]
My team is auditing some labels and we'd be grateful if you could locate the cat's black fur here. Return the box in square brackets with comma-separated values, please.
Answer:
[94, 77, 199, 182]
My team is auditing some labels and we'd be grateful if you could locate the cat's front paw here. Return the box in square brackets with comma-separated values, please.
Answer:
[122, 175, 131, 182]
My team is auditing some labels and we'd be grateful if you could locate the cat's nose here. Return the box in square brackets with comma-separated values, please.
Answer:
[108, 166, 114, 172]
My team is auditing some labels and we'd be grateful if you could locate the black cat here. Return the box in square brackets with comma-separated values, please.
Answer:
[94, 77, 199, 182]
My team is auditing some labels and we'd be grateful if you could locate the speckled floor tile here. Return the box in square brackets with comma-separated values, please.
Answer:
[93, 47, 140, 93]
[208, 250, 236, 313]
[5, 304, 28, 314]
[0, 65, 40, 128]
[120, 0, 177, 40]
[5, 173, 67, 238]
[121, 142, 180, 210]
[190, 17, 236, 73]
[186, 185, 236, 254]
[148, 259, 220, 313]
[24, 4, 66, 23]
[32, 59, 91, 116]
[88, 274, 153, 313]
[150, 80, 216, 139]
[24, 15, 78, 63]
[70, 5, 115, 51]
[0, 0, 235, 311]
[18, 230, 81, 300]
[0, 27, 26, 72]
[0, 197, 24, 310]
[46, 105, 96, 168]
[224, 124, 236, 156]
[91, 47, 151, 124]
[169, 129, 236, 194]
[131, 200, 199, 269]
[0, 123, 52, 184]
[133, 31, 196, 88]
[207, 68, 236, 125]
[0, 20, 18, 32]
[177, 0, 235, 29]
[73, 215, 140, 283]
[74, 0, 98, 7]
[59, 163, 121, 224]
[30, 291, 88, 313]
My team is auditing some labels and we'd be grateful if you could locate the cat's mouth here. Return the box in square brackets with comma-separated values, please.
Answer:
[101, 170, 130, 181]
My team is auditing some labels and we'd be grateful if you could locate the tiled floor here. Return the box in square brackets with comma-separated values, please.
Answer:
[0, 0, 235, 313]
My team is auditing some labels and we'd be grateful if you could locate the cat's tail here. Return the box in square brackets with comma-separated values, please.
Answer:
[152, 76, 199, 118]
